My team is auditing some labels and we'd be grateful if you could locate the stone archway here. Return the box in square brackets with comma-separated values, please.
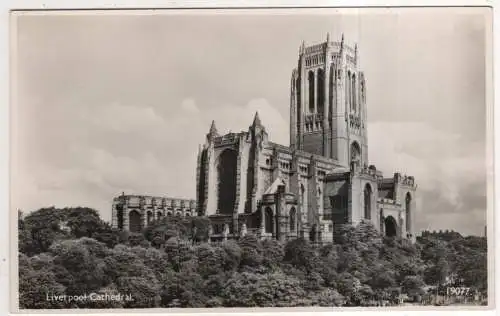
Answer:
[129, 210, 142, 233]
[147, 211, 153, 224]
[385, 215, 397, 237]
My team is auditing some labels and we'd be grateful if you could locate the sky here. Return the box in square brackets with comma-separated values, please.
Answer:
[11, 8, 491, 236]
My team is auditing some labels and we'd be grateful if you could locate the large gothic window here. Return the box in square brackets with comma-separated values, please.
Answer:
[346, 71, 352, 111]
[308, 70, 315, 113]
[289, 207, 297, 232]
[329, 64, 335, 121]
[406, 193, 412, 232]
[217, 149, 238, 215]
[129, 210, 142, 233]
[317, 68, 324, 116]
[296, 78, 301, 129]
[265, 207, 274, 234]
[364, 184, 372, 219]
[197, 149, 208, 214]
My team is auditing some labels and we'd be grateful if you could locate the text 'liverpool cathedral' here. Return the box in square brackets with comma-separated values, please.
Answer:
[112, 34, 418, 243]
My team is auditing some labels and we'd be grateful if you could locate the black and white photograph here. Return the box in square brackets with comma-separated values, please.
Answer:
[10, 6, 492, 311]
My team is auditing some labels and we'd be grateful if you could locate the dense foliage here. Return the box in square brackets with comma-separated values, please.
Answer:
[18, 207, 488, 308]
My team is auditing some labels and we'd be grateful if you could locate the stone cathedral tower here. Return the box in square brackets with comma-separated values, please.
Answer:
[290, 33, 367, 169]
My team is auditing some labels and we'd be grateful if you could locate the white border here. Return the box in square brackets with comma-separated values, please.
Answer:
[2, 1, 496, 316]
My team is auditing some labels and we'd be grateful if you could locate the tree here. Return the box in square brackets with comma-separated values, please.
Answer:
[220, 271, 308, 307]
[261, 239, 284, 268]
[195, 243, 223, 277]
[402, 275, 426, 301]
[48, 237, 111, 295]
[238, 234, 263, 267]
[283, 238, 317, 273]
[63, 207, 105, 239]
[220, 240, 242, 271]
[22, 207, 69, 255]
[18, 253, 68, 309]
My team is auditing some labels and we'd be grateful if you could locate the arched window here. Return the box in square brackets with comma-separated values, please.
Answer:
[167, 211, 172, 216]
[329, 64, 335, 121]
[265, 207, 273, 234]
[129, 210, 142, 233]
[300, 184, 306, 216]
[317, 68, 324, 115]
[379, 209, 384, 232]
[350, 141, 361, 166]
[117, 205, 124, 230]
[175, 212, 182, 217]
[217, 149, 238, 215]
[360, 79, 365, 104]
[296, 77, 301, 125]
[406, 193, 412, 232]
[147, 211, 153, 224]
[346, 71, 351, 111]
[289, 207, 297, 232]
[308, 70, 315, 113]
[352, 73, 357, 112]
[197, 149, 208, 209]
[364, 184, 372, 219]
[157, 211, 162, 219]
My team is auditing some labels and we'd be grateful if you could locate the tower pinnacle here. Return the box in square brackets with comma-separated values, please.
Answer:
[208, 120, 219, 137]
[252, 111, 262, 127]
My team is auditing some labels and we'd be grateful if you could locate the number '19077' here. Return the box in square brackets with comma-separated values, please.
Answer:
[446, 287, 471, 296]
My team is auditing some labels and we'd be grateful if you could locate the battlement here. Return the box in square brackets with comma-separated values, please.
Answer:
[113, 194, 196, 209]
[301, 40, 356, 55]
[213, 132, 245, 147]
[393, 172, 416, 187]
[304, 42, 327, 54]
[358, 164, 382, 179]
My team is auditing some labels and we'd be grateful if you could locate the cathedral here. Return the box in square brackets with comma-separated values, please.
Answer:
[112, 34, 417, 243]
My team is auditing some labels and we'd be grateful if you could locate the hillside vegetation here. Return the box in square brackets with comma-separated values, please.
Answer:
[18, 207, 487, 308]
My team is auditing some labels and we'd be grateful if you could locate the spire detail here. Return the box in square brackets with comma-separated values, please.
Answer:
[252, 111, 262, 127]
[209, 120, 218, 135]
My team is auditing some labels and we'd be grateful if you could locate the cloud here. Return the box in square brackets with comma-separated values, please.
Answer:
[13, 97, 289, 222]
[181, 99, 200, 114]
[368, 121, 486, 235]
